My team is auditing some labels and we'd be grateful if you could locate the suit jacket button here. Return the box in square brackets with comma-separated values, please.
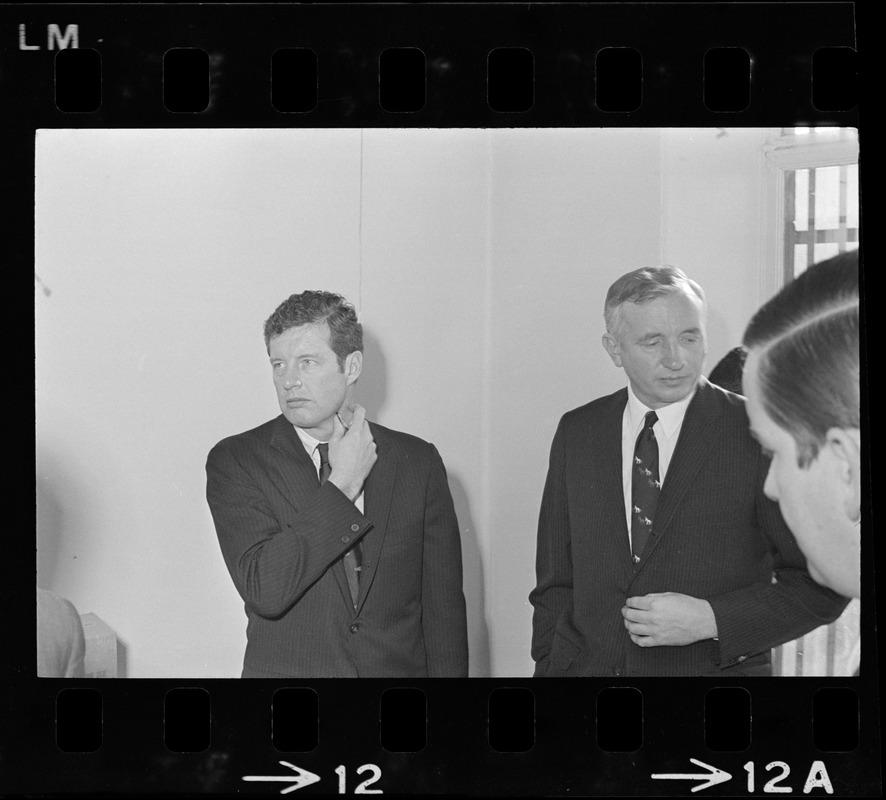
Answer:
[342, 535, 350, 544]
[350, 523, 360, 532]
[349, 623, 360, 634]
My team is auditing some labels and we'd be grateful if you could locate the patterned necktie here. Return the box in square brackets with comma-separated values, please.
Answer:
[317, 443, 362, 606]
[631, 411, 660, 564]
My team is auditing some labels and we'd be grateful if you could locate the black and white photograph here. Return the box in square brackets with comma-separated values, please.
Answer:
[35, 126, 861, 680]
[7, 0, 876, 794]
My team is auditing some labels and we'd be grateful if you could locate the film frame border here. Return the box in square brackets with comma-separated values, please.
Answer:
[7, 1, 874, 796]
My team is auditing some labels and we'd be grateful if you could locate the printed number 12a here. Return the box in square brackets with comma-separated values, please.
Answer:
[335, 764, 383, 794]
[743, 761, 834, 794]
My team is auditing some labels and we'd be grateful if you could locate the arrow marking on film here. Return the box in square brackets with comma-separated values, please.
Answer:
[243, 761, 322, 794]
[651, 758, 732, 792]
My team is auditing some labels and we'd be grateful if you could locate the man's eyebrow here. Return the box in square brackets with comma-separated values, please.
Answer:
[270, 351, 322, 360]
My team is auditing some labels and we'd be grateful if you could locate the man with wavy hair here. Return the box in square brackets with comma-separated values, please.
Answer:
[206, 291, 468, 677]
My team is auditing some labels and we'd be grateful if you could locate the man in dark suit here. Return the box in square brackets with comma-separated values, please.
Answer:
[529, 266, 848, 677]
[206, 291, 468, 677]
[743, 252, 861, 673]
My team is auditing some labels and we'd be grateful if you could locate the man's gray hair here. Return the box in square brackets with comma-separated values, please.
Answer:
[604, 265, 706, 337]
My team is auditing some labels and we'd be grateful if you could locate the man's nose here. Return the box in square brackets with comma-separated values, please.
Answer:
[661, 342, 684, 370]
[282, 369, 302, 390]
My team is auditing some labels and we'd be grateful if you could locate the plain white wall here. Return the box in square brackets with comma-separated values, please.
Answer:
[35, 128, 774, 678]
[660, 127, 773, 358]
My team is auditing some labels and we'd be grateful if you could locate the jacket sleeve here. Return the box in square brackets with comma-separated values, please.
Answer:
[707, 447, 850, 668]
[206, 439, 371, 619]
[420, 445, 469, 677]
[528, 418, 573, 677]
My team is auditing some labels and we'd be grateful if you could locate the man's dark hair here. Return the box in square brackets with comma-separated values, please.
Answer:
[708, 346, 748, 396]
[263, 291, 363, 369]
[743, 250, 859, 467]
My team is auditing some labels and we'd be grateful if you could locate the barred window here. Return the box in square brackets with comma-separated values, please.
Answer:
[763, 126, 859, 290]
[781, 128, 859, 280]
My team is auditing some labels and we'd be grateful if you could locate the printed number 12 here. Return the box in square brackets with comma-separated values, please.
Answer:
[335, 764, 383, 794]
[745, 761, 792, 793]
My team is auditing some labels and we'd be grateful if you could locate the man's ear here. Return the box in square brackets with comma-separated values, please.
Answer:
[345, 351, 363, 385]
[825, 427, 862, 523]
[602, 333, 623, 368]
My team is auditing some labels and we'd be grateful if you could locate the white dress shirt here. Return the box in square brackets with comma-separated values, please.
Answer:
[621, 383, 696, 548]
[294, 425, 365, 513]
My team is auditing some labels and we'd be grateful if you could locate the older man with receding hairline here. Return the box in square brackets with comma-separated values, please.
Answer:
[530, 266, 848, 677]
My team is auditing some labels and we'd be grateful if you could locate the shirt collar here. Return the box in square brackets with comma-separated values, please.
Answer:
[293, 424, 326, 456]
[626, 382, 697, 438]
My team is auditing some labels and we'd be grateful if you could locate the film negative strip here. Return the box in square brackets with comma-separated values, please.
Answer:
[6, 1, 875, 796]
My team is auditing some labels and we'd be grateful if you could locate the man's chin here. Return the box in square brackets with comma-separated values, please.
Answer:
[283, 409, 337, 437]
[806, 560, 844, 595]
[642, 387, 693, 407]
[282, 409, 315, 428]
[657, 378, 697, 403]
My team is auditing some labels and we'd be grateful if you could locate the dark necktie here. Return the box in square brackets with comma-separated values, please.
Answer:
[631, 411, 660, 564]
[317, 443, 362, 606]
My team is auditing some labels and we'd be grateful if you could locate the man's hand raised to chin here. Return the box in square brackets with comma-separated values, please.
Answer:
[327, 404, 378, 501]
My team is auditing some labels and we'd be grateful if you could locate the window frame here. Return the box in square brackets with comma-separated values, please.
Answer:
[761, 127, 859, 302]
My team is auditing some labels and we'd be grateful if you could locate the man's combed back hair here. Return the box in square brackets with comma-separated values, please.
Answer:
[263, 291, 363, 368]
[604, 265, 706, 336]
[743, 250, 860, 467]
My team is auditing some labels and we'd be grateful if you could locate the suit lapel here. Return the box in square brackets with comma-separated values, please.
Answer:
[269, 415, 355, 610]
[641, 379, 722, 561]
[599, 392, 635, 568]
[572, 391, 634, 570]
[355, 422, 395, 613]
[269, 415, 320, 508]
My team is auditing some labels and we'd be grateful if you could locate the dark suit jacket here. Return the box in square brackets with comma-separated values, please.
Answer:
[529, 378, 849, 677]
[206, 415, 468, 678]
